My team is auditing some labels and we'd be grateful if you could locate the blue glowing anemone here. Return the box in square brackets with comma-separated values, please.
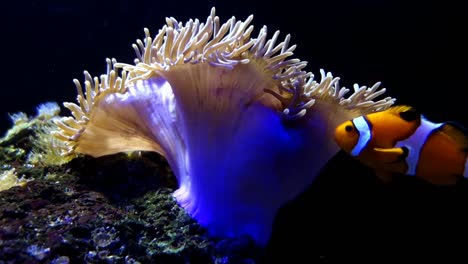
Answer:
[54, 8, 394, 246]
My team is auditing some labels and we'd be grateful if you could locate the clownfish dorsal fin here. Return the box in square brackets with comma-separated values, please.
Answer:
[438, 122, 468, 153]
[384, 105, 420, 121]
[386, 105, 421, 122]
[386, 105, 414, 113]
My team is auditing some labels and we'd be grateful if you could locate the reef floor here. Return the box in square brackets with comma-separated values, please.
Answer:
[0, 114, 261, 264]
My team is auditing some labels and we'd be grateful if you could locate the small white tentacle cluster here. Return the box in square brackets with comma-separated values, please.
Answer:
[53, 59, 128, 154]
[271, 69, 395, 119]
[115, 7, 310, 89]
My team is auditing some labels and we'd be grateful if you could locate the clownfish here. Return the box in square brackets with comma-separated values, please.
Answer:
[334, 105, 468, 185]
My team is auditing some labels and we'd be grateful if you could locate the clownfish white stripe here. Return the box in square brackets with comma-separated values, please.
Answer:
[351, 116, 372, 157]
[464, 158, 468, 179]
[395, 117, 443, 175]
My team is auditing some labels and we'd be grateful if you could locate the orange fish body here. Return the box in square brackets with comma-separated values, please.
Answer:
[334, 105, 468, 185]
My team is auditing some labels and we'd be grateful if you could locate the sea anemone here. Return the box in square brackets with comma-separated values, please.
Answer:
[53, 7, 394, 245]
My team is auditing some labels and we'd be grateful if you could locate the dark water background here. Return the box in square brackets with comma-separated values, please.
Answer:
[1, 0, 467, 262]
[1, 0, 467, 132]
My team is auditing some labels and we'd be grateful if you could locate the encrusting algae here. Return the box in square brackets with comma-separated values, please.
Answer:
[0, 102, 74, 191]
[53, 7, 395, 245]
[1, 102, 74, 168]
[0, 168, 28, 192]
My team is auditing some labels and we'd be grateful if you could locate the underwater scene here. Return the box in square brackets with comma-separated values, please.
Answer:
[1, 0, 467, 263]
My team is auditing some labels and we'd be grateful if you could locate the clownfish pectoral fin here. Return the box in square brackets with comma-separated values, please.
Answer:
[374, 169, 395, 184]
[373, 147, 409, 164]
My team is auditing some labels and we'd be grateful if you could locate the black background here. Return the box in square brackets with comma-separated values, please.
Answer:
[2, 0, 467, 262]
[1, 0, 467, 131]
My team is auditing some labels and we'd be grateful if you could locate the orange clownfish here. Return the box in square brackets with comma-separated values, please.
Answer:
[334, 105, 468, 185]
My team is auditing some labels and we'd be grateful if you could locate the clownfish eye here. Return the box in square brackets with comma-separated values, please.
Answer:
[345, 125, 353, 132]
